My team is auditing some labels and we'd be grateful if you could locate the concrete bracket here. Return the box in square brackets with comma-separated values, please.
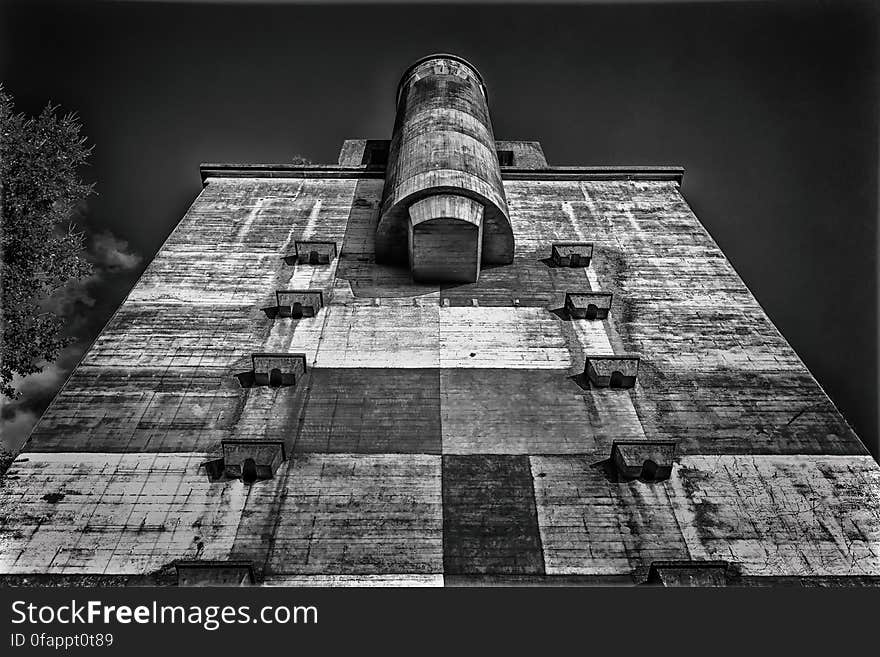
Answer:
[565, 291, 613, 320]
[646, 560, 731, 587]
[584, 354, 640, 388]
[251, 353, 307, 387]
[275, 289, 324, 318]
[551, 242, 593, 267]
[294, 240, 337, 265]
[175, 560, 256, 586]
[221, 439, 287, 483]
[611, 439, 677, 482]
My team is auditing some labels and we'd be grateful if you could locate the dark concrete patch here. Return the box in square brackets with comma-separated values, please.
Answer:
[293, 368, 441, 454]
[439, 254, 588, 308]
[336, 255, 436, 298]
[441, 368, 616, 455]
[634, 366, 866, 456]
[442, 454, 544, 575]
[335, 179, 438, 298]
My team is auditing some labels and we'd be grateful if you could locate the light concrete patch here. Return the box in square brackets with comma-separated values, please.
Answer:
[0, 452, 248, 574]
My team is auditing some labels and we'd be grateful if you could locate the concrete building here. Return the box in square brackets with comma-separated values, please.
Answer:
[2, 54, 879, 586]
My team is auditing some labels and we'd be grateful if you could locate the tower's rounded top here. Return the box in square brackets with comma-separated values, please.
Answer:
[396, 53, 488, 106]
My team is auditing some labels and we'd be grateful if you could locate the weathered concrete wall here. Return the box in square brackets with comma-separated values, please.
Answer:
[1, 168, 878, 585]
[494, 141, 548, 169]
[532, 454, 880, 579]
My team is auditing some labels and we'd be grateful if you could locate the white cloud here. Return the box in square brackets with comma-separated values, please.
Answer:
[91, 230, 143, 271]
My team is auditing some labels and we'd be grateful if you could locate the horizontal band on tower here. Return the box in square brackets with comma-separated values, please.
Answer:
[395, 53, 489, 106]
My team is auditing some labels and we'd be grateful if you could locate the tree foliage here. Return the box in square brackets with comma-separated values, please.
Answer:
[0, 447, 12, 477]
[0, 86, 94, 399]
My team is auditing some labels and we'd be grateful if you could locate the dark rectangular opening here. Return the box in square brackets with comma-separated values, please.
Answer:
[362, 143, 389, 166]
[497, 150, 514, 166]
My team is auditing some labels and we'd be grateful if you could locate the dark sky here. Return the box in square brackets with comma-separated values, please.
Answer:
[1, 0, 878, 459]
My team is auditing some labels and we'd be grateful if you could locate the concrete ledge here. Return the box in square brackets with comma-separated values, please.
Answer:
[251, 353, 308, 387]
[294, 240, 337, 265]
[611, 439, 677, 481]
[3, 572, 879, 587]
[200, 163, 684, 185]
[646, 560, 730, 587]
[565, 291, 613, 320]
[222, 439, 287, 482]
[200, 164, 385, 185]
[175, 560, 256, 586]
[584, 354, 641, 388]
[504, 166, 684, 184]
[276, 289, 324, 318]
[552, 242, 593, 267]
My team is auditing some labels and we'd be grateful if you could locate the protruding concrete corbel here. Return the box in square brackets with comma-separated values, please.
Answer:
[251, 353, 307, 387]
[646, 560, 731, 587]
[222, 439, 286, 483]
[275, 290, 324, 318]
[611, 439, 677, 482]
[294, 240, 337, 265]
[565, 291, 613, 320]
[584, 354, 640, 388]
[175, 560, 256, 586]
[551, 242, 593, 267]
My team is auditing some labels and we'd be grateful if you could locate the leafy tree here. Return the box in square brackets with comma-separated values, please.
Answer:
[0, 447, 12, 477]
[290, 154, 313, 165]
[1, 86, 94, 399]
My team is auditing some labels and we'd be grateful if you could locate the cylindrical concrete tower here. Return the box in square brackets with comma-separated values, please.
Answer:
[376, 54, 514, 283]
